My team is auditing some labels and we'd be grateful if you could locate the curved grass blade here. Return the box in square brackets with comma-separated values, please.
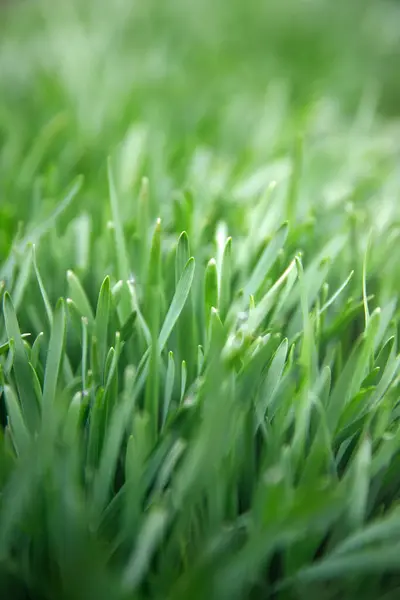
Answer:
[96, 276, 111, 376]
[244, 222, 288, 299]
[3, 385, 30, 456]
[159, 257, 195, 352]
[3, 292, 39, 433]
[42, 298, 66, 420]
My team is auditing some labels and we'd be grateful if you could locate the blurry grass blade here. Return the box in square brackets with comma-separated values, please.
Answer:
[197, 345, 204, 376]
[244, 222, 288, 299]
[11, 242, 32, 311]
[346, 436, 372, 529]
[96, 276, 111, 375]
[32, 245, 53, 326]
[248, 259, 297, 333]
[30, 363, 43, 408]
[162, 351, 175, 427]
[180, 360, 187, 403]
[319, 270, 354, 316]
[220, 236, 232, 320]
[82, 317, 88, 392]
[175, 231, 190, 287]
[159, 258, 195, 351]
[363, 234, 372, 328]
[120, 310, 137, 342]
[327, 308, 381, 432]
[67, 270, 94, 325]
[108, 157, 130, 280]
[64, 392, 83, 445]
[123, 508, 167, 591]
[286, 133, 303, 222]
[66, 298, 83, 338]
[31, 332, 44, 371]
[257, 338, 288, 422]
[42, 298, 66, 417]
[205, 258, 219, 332]
[1, 176, 83, 281]
[4, 385, 30, 455]
[3, 292, 39, 433]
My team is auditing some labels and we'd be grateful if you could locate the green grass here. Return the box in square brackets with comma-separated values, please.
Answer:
[2, 0, 400, 598]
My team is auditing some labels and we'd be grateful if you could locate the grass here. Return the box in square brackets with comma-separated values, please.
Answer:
[1, 0, 400, 598]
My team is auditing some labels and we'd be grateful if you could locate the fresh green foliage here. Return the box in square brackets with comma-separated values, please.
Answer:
[1, 1, 400, 599]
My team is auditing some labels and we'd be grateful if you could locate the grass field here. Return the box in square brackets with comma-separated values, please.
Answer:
[1, 1, 400, 598]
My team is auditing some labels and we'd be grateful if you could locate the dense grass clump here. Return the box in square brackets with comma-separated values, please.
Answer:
[1, 1, 400, 599]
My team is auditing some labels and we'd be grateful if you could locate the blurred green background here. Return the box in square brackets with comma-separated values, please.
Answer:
[1, 0, 400, 259]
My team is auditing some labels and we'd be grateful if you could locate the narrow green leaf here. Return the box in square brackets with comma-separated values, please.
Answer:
[204, 258, 219, 333]
[197, 345, 204, 377]
[159, 257, 195, 351]
[30, 332, 44, 371]
[257, 338, 288, 423]
[32, 245, 53, 326]
[3, 385, 30, 455]
[12, 242, 33, 311]
[220, 236, 232, 321]
[108, 157, 130, 280]
[327, 308, 381, 433]
[248, 258, 297, 334]
[244, 222, 288, 299]
[162, 351, 175, 428]
[120, 310, 137, 342]
[67, 270, 94, 325]
[180, 360, 187, 403]
[123, 508, 167, 591]
[96, 276, 111, 375]
[42, 298, 66, 417]
[175, 231, 190, 287]
[63, 392, 83, 445]
[3, 292, 39, 433]
[346, 436, 372, 529]
[29, 363, 43, 408]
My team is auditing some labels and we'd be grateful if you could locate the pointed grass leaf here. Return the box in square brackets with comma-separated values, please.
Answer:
[120, 310, 137, 342]
[108, 157, 130, 280]
[257, 337, 288, 424]
[42, 298, 66, 418]
[3, 385, 30, 456]
[3, 292, 39, 433]
[162, 351, 175, 428]
[95, 276, 111, 375]
[159, 258, 195, 351]
[67, 270, 94, 325]
[244, 222, 288, 299]
[123, 508, 168, 592]
[327, 308, 381, 433]
[175, 231, 190, 287]
[204, 258, 219, 332]
[220, 236, 232, 321]
[32, 245, 53, 326]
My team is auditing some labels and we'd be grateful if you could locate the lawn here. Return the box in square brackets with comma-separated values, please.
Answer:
[1, 1, 400, 598]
